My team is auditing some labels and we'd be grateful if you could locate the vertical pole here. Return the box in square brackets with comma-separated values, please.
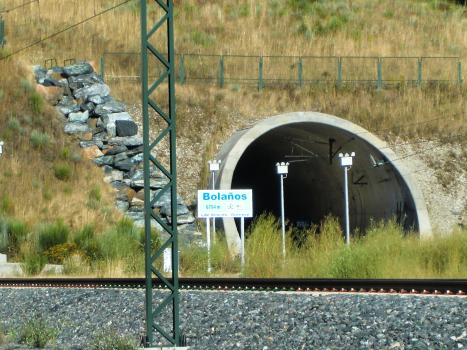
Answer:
[259, 56, 263, 91]
[206, 218, 211, 273]
[338, 57, 342, 88]
[377, 59, 382, 90]
[418, 58, 422, 88]
[458, 61, 462, 87]
[344, 167, 350, 245]
[212, 171, 216, 243]
[280, 174, 286, 258]
[241, 217, 245, 270]
[219, 56, 224, 88]
[298, 57, 303, 88]
[100, 55, 105, 81]
[180, 55, 184, 85]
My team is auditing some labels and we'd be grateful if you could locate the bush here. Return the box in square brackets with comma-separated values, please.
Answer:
[7, 219, 28, 251]
[21, 253, 47, 275]
[92, 328, 136, 350]
[59, 147, 70, 160]
[20, 78, 33, 93]
[28, 92, 43, 114]
[73, 224, 95, 250]
[54, 163, 71, 181]
[44, 242, 86, 264]
[38, 219, 70, 252]
[0, 196, 13, 214]
[8, 118, 20, 130]
[30, 130, 50, 149]
[19, 314, 58, 348]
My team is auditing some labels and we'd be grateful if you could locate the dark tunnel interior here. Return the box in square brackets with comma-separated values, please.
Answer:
[229, 122, 418, 235]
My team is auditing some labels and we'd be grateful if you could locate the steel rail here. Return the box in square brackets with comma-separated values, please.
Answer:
[1, 278, 467, 295]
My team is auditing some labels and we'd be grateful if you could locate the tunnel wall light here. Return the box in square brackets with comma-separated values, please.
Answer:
[339, 152, 355, 245]
[276, 162, 289, 258]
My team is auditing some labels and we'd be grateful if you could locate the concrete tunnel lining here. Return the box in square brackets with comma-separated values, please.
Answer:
[212, 112, 431, 253]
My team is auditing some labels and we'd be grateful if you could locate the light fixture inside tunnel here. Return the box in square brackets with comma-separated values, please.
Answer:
[339, 152, 356, 245]
[276, 162, 289, 258]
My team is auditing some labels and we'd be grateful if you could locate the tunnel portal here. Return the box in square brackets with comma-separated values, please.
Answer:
[212, 112, 431, 253]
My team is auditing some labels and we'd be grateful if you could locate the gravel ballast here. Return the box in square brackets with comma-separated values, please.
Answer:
[1, 288, 467, 349]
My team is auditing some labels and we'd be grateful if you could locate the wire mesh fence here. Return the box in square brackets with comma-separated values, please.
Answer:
[100, 52, 463, 90]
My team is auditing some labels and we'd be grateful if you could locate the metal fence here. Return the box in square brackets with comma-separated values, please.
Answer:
[101, 52, 463, 90]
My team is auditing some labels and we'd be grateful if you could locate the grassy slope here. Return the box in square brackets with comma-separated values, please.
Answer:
[1, 0, 467, 275]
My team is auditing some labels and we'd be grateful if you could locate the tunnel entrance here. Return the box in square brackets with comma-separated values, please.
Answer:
[213, 112, 431, 253]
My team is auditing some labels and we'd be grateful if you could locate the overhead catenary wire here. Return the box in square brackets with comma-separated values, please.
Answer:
[0, 0, 38, 14]
[0, 0, 135, 61]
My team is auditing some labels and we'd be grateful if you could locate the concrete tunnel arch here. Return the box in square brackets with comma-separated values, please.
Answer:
[211, 112, 432, 253]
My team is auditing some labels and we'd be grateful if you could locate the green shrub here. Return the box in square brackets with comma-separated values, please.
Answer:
[54, 163, 71, 181]
[19, 314, 58, 347]
[92, 328, 136, 350]
[21, 253, 47, 275]
[28, 92, 43, 115]
[44, 242, 86, 264]
[89, 186, 102, 202]
[0, 196, 13, 214]
[30, 130, 50, 149]
[38, 219, 70, 252]
[73, 224, 95, 250]
[8, 118, 20, 130]
[0, 89, 3, 104]
[7, 219, 28, 250]
[59, 147, 70, 160]
[71, 153, 81, 163]
[20, 78, 33, 93]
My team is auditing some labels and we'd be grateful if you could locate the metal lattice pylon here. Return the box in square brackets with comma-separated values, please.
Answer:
[140, 0, 179, 347]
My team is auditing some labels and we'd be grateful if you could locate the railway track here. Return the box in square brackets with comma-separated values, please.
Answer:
[1, 277, 467, 295]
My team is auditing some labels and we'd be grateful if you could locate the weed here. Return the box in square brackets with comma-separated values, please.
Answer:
[0, 89, 3, 103]
[59, 147, 70, 160]
[30, 130, 50, 149]
[38, 218, 70, 252]
[92, 328, 137, 350]
[19, 78, 33, 93]
[28, 92, 43, 115]
[21, 254, 47, 275]
[19, 314, 58, 348]
[71, 153, 82, 163]
[0, 196, 13, 214]
[44, 242, 86, 264]
[54, 163, 71, 181]
[7, 219, 28, 250]
[73, 224, 95, 250]
[8, 118, 20, 130]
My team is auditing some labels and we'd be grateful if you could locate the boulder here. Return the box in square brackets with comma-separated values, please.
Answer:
[99, 112, 132, 126]
[80, 102, 95, 113]
[113, 159, 135, 172]
[160, 203, 190, 217]
[74, 83, 110, 100]
[113, 152, 128, 163]
[115, 187, 135, 202]
[35, 85, 62, 104]
[152, 189, 184, 208]
[68, 72, 103, 85]
[116, 120, 138, 137]
[79, 141, 104, 149]
[91, 156, 114, 166]
[56, 104, 80, 116]
[167, 213, 196, 225]
[131, 178, 169, 190]
[62, 61, 94, 77]
[68, 110, 89, 123]
[115, 200, 130, 212]
[94, 101, 127, 115]
[104, 172, 124, 183]
[108, 136, 143, 147]
[63, 122, 90, 135]
[87, 94, 106, 105]
[104, 146, 128, 156]
[126, 145, 143, 157]
[81, 145, 103, 159]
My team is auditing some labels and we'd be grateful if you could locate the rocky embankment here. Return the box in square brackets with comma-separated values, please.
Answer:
[34, 61, 202, 247]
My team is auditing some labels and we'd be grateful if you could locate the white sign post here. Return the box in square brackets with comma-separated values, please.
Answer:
[198, 190, 253, 271]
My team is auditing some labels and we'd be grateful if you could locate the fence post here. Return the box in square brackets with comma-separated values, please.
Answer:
[180, 55, 184, 86]
[100, 55, 105, 81]
[458, 61, 462, 87]
[337, 57, 342, 88]
[298, 57, 303, 88]
[418, 58, 422, 88]
[0, 15, 6, 49]
[377, 59, 382, 90]
[219, 56, 224, 88]
[259, 56, 263, 91]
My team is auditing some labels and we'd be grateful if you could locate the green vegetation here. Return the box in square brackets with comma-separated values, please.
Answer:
[54, 163, 71, 181]
[92, 328, 137, 350]
[38, 218, 70, 252]
[19, 314, 58, 348]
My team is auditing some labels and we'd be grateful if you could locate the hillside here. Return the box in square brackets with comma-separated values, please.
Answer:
[2, 0, 467, 241]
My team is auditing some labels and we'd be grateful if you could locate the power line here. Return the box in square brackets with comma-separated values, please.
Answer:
[0, 0, 38, 14]
[0, 0, 135, 60]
